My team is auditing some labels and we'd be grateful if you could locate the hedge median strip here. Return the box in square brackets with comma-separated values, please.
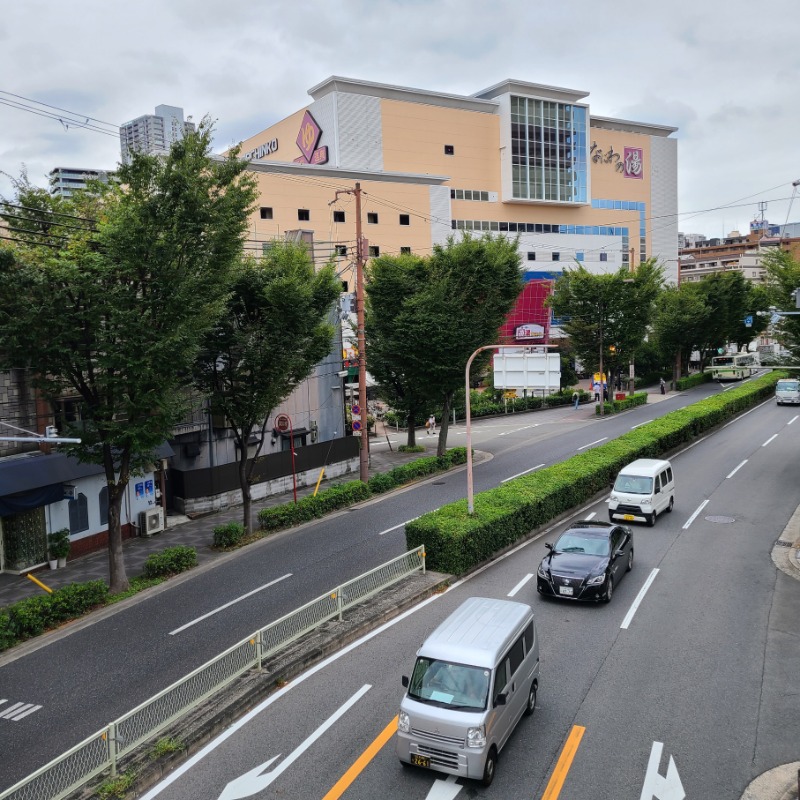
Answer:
[406, 372, 783, 575]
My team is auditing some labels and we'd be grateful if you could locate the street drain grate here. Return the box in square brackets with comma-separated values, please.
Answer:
[775, 540, 793, 548]
[432, 480, 446, 485]
[705, 515, 736, 524]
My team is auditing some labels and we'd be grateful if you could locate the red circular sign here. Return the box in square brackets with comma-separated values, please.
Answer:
[275, 414, 291, 433]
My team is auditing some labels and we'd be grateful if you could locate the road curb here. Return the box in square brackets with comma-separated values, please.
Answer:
[771, 504, 800, 582]
[740, 762, 800, 800]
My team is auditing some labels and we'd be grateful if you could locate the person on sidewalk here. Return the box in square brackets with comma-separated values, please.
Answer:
[427, 414, 437, 435]
[660, 377, 666, 395]
[572, 390, 580, 410]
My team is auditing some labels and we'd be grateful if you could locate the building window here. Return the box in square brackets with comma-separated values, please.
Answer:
[600, 252, 608, 262]
[552, 252, 560, 261]
[400, 247, 411, 255]
[298, 209, 310, 221]
[510, 95, 587, 203]
[335, 245, 347, 257]
[527, 252, 536, 261]
[260, 207, 273, 220]
[99, 486, 109, 526]
[367, 212, 379, 224]
[341, 280, 349, 292]
[333, 210, 345, 223]
[69, 492, 89, 534]
[444, 145, 455, 155]
[576, 251, 584, 261]
[368, 245, 380, 257]
[399, 214, 410, 226]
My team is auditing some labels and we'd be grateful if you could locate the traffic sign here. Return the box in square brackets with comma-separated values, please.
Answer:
[744, 315, 753, 327]
[352, 420, 362, 431]
[275, 413, 291, 433]
[351, 404, 360, 416]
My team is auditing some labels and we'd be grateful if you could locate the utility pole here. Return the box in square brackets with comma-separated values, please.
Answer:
[334, 182, 370, 482]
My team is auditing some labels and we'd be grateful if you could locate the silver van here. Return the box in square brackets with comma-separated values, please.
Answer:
[396, 596, 539, 787]
[608, 458, 675, 526]
[775, 378, 800, 405]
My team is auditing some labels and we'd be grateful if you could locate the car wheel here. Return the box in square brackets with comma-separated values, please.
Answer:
[667, 497, 674, 513]
[524, 681, 537, 716]
[604, 575, 614, 603]
[646, 512, 656, 527]
[482, 746, 497, 787]
[626, 548, 634, 572]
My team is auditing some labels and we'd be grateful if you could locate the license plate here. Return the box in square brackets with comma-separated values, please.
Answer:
[623, 514, 635, 521]
[410, 754, 431, 768]
[558, 586, 574, 596]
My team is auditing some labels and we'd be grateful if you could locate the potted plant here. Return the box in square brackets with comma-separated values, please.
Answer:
[47, 528, 71, 568]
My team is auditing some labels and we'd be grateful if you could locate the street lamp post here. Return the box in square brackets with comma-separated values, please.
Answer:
[465, 343, 557, 515]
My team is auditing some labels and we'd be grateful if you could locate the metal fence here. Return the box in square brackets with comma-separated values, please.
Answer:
[0, 546, 426, 800]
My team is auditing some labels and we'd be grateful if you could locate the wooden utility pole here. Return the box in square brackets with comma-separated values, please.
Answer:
[334, 182, 370, 482]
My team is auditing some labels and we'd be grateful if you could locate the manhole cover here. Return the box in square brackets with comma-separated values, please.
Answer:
[775, 540, 793, 548]
[705, 515, 735, 524]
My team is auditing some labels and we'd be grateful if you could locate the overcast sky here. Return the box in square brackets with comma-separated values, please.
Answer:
[1, 0, 798, 240]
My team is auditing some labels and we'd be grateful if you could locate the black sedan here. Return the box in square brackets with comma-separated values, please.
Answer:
[536, 521, 633, 603]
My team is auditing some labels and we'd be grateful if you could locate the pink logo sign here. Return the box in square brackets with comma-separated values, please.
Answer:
[296, 111, 321, 163]
[623, 147, 644, 179]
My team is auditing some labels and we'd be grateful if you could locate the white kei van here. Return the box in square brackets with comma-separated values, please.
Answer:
[396, 597, 539, 787]
[608, 458, 675, 527]
[775, 378, 800, 405]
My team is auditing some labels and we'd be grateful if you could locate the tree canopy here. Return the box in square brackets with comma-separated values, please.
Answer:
[0, 121, 258, 592]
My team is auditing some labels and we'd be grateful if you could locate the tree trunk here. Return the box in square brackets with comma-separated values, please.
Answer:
[239, 455, 252, 536]
[437, 393, 453, 456]
[106, 479, 129, 595]
[406, 410, 416, 447]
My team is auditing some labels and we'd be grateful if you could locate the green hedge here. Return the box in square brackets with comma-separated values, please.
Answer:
[213, 522, 246, 549]
[259, 448, 469, 532]
[676, 371, 711, 390]
[142, 546, 197, 579]
[595, 391, 648, 415]
[406, 372, 782, 575]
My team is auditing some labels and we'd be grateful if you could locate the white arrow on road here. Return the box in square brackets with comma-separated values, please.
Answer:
[639, 741, 685, 800]
[424, 774, 463, 800]
[217, 684, 371, 800]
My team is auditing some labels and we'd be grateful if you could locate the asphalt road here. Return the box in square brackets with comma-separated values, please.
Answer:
[0, 376, 790, 793]
[135, 395, 800, 800]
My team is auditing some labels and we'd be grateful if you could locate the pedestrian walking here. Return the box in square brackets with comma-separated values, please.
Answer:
[427, 414, 436, 435]
[572, 390, 580, 410]
[660, 377, 666, 395]
[593, 381, 601, 403]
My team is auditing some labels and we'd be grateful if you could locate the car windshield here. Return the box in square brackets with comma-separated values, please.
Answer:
[554, 532, 610, 556]
[777, 380, 799, 391]
[614, 475, 653, 494]
[408, 658, 489, 711]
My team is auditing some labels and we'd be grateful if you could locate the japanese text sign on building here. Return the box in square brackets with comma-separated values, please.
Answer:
[623, 147, 643, 179]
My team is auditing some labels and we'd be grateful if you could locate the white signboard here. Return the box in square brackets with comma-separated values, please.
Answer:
[515, 323, 545, 339]
[493, 349, 561, 393]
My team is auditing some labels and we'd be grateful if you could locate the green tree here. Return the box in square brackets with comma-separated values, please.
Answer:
[691, 271, 752, 363]
[194, 243, 340, 533]
[763, 248, 800, 358]
[0, 122, 257, 592]
[651, 283, 711, 381]
[365, 253, 431, 447]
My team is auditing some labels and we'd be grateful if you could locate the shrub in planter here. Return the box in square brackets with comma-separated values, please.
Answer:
[676, 372, 710, 390]
[259, 480, 371, 531]
[143, 546, 197, 579]
[213, 522, 246, 548]
[48, 581, 108, 619]
[47, 528, 71, 561]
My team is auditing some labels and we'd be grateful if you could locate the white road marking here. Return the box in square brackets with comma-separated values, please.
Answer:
[507, 574, 533, 597]
[378, 517, 419, 536]
[630, 421, 647, 430]
[584, 511, 596, 520]
[789, 415, 798, 425]
[577, 437, 608, 451]
[501, 464, 545, 483]
[425, 774, 463, 800]
[620, 568, 659, 630]
[0, 701, 43, 721]
[726, 459, 748, 479]
[216, 684, 371, 800]
[682, 499, 709, 530]
[762, 433, 778, 447]
[639, 741, 685, 800]
[169, 574, 292, 635]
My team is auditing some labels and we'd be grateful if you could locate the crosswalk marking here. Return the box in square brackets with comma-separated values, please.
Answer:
[0, 699, 42, 721]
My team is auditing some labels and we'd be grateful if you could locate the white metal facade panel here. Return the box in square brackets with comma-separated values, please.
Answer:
[309, 95, 337, 166]
[336, 93, 383, 171]
[492, 351, 561, 392]
[649, 136, 679, 284]
[429, 185, 452, 247]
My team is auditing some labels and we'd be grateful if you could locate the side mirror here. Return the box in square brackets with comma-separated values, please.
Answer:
[401, 675, 409, 688]
[614, 549, 625, 559]
[545, 542, 553, 551]
[494, 692, 507, 707]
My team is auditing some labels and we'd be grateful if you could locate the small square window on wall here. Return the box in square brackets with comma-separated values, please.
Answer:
[400, 247, 411, 255]
[444, 144, 455, 155]
[335, 245, 347, 257]
[552, 252, 560, 261]
[600, 252, 608, 262]
[341, 280, 349, 292]
[333, 210, 345, 223]
[576, 252, 584, 261]
[367, 212, 379, 224]
[298, 209, 310, 221]
[527, 252, 536, 261]
[368, 245, 380, 257]
[260, 207, 273, 220]
[399, 214, 410, 226]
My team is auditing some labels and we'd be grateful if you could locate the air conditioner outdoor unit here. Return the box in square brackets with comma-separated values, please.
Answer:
[138, 508, 164, 536]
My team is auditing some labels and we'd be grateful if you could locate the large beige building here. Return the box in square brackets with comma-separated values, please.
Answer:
[236, 76, 679, 285]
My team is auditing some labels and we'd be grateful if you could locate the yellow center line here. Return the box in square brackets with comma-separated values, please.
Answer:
[321, 715, 398, 800]
[541, 724, 586, 800]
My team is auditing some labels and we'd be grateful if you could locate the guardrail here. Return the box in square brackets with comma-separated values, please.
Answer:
[0, 546, 426, 800]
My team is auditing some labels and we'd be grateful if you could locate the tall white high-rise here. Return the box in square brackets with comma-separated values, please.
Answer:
[119, 105, 195, 164]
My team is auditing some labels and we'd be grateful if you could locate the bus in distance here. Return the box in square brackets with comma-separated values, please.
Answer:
[710, 352, 760, 381]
